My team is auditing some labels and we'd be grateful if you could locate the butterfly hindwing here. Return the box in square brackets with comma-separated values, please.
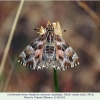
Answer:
[54, 34, 79, 70]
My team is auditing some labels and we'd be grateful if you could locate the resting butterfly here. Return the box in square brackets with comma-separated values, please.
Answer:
[18, 21, 79, 71]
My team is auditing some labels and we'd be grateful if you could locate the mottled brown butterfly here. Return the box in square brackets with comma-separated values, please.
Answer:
[18, 21, 79, 71]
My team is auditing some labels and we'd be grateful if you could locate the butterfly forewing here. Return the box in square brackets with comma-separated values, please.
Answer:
[18, 34, 47, 70]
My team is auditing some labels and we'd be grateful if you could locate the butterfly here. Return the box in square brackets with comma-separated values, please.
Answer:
[18, 21, 79, 71]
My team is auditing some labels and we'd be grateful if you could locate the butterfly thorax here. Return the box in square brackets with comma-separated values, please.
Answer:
[46, 28, 54, 43]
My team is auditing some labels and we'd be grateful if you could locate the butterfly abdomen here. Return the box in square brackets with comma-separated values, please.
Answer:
[46, 46, 54, 52]
[42, 45, 56, 62]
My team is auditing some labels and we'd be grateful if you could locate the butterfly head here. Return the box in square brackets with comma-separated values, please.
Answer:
[46, 22, 54, 32]
[36, 21, 62, 36]
[46, 21, 62, 36]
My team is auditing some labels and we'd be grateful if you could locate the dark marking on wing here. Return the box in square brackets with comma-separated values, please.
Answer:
[59, 55, 63, 60]
[69, 56, 73, 61]
[64, 61, 71, 69]
[38, 44, 42, 49]
[39, 34, 45, 41]
[30, 43, 37, 49]
[25, 54, 30, 60]
[18, 56, 23, 62]
[62, 44, 68, 50]
[56, 37, 62, 42]
[57, 45, 62, 50]
[35, 55, 39, 59]
[26, 60, 33, 68]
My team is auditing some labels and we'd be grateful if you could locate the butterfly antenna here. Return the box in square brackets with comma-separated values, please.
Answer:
[62, 29, 66, 32]
[34, 28, 40, 31]
[63, 30, 66, 32]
